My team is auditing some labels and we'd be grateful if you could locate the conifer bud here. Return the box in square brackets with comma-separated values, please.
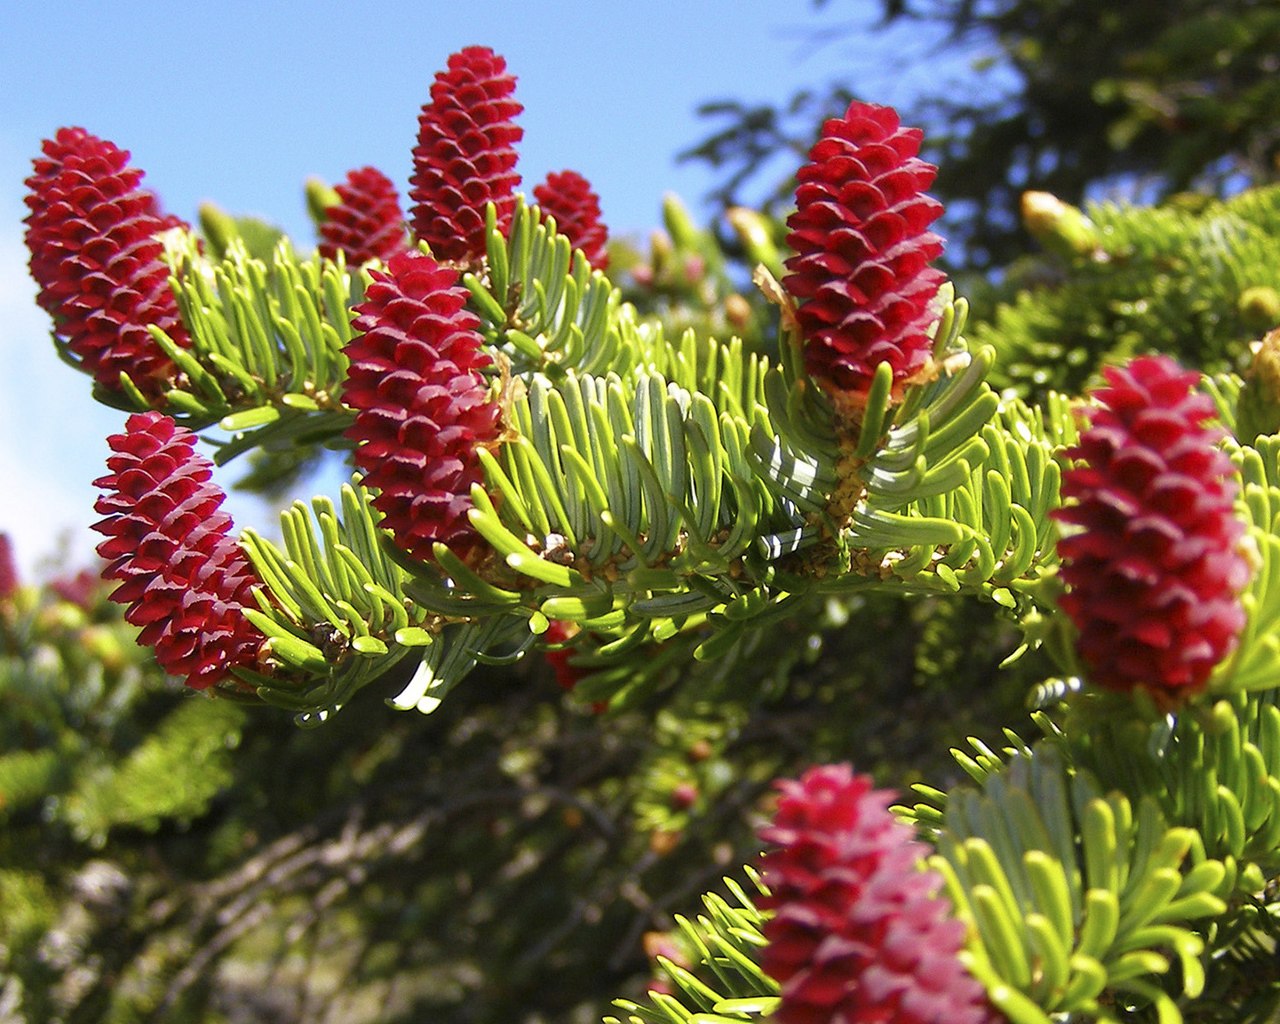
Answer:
[342, 249, 501, 564]
[196, 202, 240, 260]
[533, 170, 610, 271]
[1239, 326, 1280, 439]
[1054, 355, 1250, 699]
[725, 293, 753, 331]
[305, 178, 342, 226]
[410, 46, 523, 263]
[759, 764, 994, 1024]
[669, 782, 698, 810]
[318, 166, 409, 266]
[92, 412, 265, 689]
[727, 205, 784, 280]
[662, 193, 701, 251]
[24, 128, 190, 397]
[1239, 286, 1280, 331]
[1250, 328, 1280, 401]
[1021, 191, 1099, 259]
[783, 101, 945, 408]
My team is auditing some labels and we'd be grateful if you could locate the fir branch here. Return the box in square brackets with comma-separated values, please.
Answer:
[62, 699, 245, 842]
[907, 743, 1227, 1024]
[978, 185, 1280, 401]
[239, 480, 428, 720]
[466, 198, 635, 379]
[605, 871, 778, 1024]
[159, 231, 363, 448]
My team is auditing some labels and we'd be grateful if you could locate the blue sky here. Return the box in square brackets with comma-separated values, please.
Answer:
[0, 1, 960, 576]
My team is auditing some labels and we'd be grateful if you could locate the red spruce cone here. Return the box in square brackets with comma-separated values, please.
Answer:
[410, 46, 523, 264]
[319, 166, 409, 266]
[92, 412, 265, 689]
[783, 101, 944, 405]
[1054, 354, 1250, 699]
[24, 127, 190, 397]
[51, 569, 99, 609]
[24, 126, 94, 296]
[0, 534, 17, 602]
[760, 764, 994, 1024]
[534, 170, 610, 271]
[343, 249, 501, 564]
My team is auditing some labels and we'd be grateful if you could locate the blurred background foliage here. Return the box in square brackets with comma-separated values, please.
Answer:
[5, 1, 1280, 1021]
[685, 0, 1280, 273]
[0, 557, 1036, 1023]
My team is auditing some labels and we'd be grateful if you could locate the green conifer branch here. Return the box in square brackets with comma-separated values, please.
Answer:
[906, 743, 1226, 1024]
[237, 480, 428, 720]
[980, 185, 1280, 400]
[376, 277, 1084, 708]
[0, 748, 62, 817]
[120, 202, 1077, 721]
[104, 193, 1071, 721]
[1061, 691, 1280, 890]
[1222, 441, 1280, 694]
[466, 198, 636, 378]
[60, 699, 246, 842]
[816, 368, 1074, 623]
[605, 871, 777, 1024]
[157, 230, 362, 452]
[382, 615, 533, 715]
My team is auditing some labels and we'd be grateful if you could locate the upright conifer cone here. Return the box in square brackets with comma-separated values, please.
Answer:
[760, 764, 994, 1024]
[534, 170, 610, 271]
[0, 534, 17, 603]
[24, 128, 190, 397]
[342, 249, 502, 564]
[318, 166, 409, 266]
[783, 102, 944, 406]
[410, 46, 523, 263]
[1054, 354, 1250, 699]
[92, 412, 264, 690]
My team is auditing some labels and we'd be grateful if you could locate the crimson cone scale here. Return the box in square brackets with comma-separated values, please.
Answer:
[534, 170, 610, 271]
